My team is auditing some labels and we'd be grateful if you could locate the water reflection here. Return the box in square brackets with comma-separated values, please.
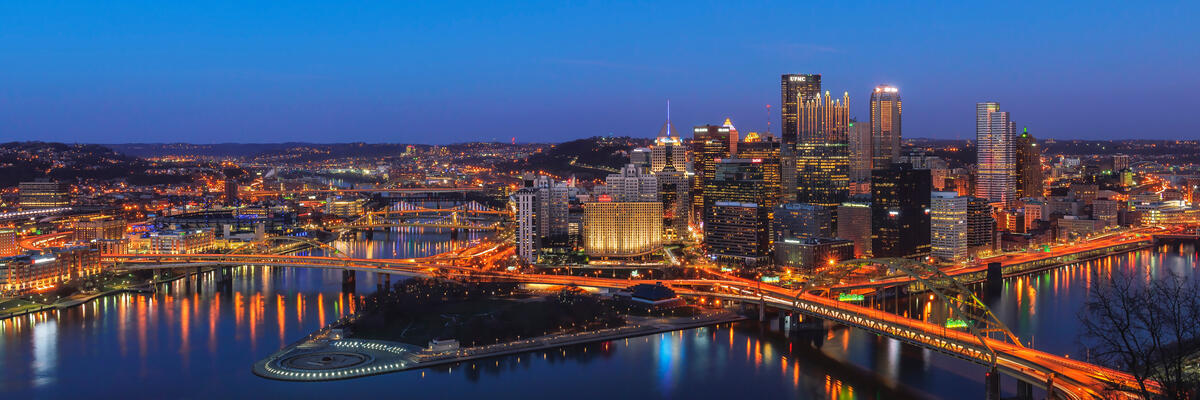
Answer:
[0, 235, 1193, 399]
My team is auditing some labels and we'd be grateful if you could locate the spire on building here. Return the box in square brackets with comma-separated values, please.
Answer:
[657, 99, 678, 138]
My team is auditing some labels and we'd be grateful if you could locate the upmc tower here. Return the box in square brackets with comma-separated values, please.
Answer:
[780, 74, 822, 202]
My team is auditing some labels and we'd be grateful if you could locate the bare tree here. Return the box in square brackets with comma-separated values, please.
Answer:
[1079, 267, 1200, 399]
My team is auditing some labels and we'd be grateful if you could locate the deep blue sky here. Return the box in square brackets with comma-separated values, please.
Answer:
[1, 1, 1196, 144]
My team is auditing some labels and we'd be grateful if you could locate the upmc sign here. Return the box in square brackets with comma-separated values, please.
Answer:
[789, 76, 806, 82]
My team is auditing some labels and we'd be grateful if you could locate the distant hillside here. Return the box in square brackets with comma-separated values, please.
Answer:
[0, 142, 191, 188]
[500, 136, 653, 180]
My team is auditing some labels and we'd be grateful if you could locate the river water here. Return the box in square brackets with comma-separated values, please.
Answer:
[0, 229, 1195, 399]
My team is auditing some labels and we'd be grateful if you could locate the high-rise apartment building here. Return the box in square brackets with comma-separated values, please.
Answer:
[930, 192, 969, 263]
[869, 85, 902, 169]
[582, 200, 663, 259]
[18, 180, 70, 210]
[871, 164, 931, 259]
[1014, 127, 1044, 199]
[514, 176, 573, 263]
[780, 74, 822, 203]
[795, 91, 850, 208]
[975, 102, 1016, 206]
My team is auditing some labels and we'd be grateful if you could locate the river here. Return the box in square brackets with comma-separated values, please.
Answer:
[0, 229, 1195, 399]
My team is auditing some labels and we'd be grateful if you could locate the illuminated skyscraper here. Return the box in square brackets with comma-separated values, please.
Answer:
[1014, 127, 1044, 199]
[869, 85, 902, 169]
[692, 123, 736, 225]
[703, 158, 770, 265]
[736, 134, 781, 212]
[930, 192, 968, 262]
[583, 200, 663, 259]
[651, 107, 687, 173]
[795, 91, 850, 208]
[847, 119, 872, 182]
[975, 102, 1016, 206]
[780, 74, 822, 203]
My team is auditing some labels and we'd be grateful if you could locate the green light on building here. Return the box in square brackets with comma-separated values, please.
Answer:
[945, 318, 969, 329]
[837, 293, 865, 302]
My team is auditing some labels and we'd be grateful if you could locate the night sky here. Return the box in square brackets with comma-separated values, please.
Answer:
[1, 1, 1196, 144]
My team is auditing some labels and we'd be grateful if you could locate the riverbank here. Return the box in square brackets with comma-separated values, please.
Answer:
[253, 309, 746, 381]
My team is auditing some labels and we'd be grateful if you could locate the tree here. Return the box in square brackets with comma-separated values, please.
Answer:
[1079, 267, 1200, 399]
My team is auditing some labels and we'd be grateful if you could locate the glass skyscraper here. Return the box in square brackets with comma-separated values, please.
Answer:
[975, 102, 1016, 206]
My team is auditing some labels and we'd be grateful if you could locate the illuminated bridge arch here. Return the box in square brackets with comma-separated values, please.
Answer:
[807, 257, 1024, 367]
[227, 235, 350, 259]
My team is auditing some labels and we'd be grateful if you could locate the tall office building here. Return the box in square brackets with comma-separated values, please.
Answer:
[869, 85, 902, 169]
[1014, 127, 1044, 199]
[837, 198, 872, 257]
[780, 74, 822, 203]
[736, 135, 782, 213]
[703, 159, 769, 265]
[703, 158, 767, 221]
[781, 74, 823, 148]
[772, 203, 834, 240]
[930, 192, 969, 262]
[847, 119, 872, 182]
[705, 201, 770, 265]
[18, 180, 70, 210]
[692, 124, 736, 225]
[651, 124, 688, 173]
[655, 168, 690, 242]
[967, 196, 996, 255]
[870, 164, 931, 259]
[630, 148, 652, 171]
[514, 176, 573, 263]
[795, 91, 850, 208]
[975, 102, 1016, 206]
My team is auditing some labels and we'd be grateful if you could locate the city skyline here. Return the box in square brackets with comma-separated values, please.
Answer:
[2, 2, 1197, 143]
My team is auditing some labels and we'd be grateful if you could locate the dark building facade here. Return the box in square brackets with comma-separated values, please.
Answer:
[772, 203, 834, 241]
[1014, 127, 1044, 199]
[967, 196, 996, 255]
[705, 201, 770, 265]
[870, 164, 931, 259]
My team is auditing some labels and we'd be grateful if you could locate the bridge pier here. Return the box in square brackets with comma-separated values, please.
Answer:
[1015, 380, 1033, 400]
[450, 228, 459, 241]
[376, 272, 391, 293]
[342, 270, 356, 293]
[985, 368, 1001, 400]
[986, 262, 1003, 300]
